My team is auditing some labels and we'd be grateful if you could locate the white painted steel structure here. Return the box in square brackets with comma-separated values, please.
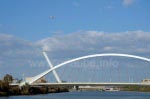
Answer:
[31, 82, 150, 86]
[28, 53, 150, 85]
[43, 51, 61, 83]
[11, 82, 150, 87]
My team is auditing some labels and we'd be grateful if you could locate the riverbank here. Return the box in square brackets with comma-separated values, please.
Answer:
[0, 74, 150, 97]
[1, 85, 150, 97]
[121, 85, 150, 92]
[0, 85, 69, 97]
[0, 74, 69, 97]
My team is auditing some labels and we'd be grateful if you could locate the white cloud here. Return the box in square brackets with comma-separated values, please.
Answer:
[0, 31, 150, 79]
[0, 33, 13, 39]
[37, 30, 150, 55]
[0, 33, 44, 78]
[103, 46, 114, 51]
[123, 0, 135, 7]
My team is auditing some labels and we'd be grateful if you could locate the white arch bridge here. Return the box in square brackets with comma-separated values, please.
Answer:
[18, 52, 150, 87]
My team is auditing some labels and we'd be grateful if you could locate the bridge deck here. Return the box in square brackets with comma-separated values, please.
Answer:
[10, 82, 150, 87]
[31, 82, 150, 86]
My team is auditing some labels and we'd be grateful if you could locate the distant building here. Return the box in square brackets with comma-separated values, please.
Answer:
[12, 79, 19, 83]
[142, 79, 150, 83]
[25, 77, 47, 83]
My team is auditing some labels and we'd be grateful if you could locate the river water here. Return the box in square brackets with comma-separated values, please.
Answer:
[0, 91, 150, 99]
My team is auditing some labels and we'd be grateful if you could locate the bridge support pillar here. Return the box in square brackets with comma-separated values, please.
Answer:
[73, 86, 79, 90]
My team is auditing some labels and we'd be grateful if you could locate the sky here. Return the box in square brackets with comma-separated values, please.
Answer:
[0, 0, 150, 82]
[0, 0, 150, 41]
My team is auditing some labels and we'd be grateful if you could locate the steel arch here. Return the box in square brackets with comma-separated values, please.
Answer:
[29, 53, 150, 84]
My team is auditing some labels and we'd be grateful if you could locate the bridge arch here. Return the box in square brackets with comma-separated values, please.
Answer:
[29, 53, 150, 84]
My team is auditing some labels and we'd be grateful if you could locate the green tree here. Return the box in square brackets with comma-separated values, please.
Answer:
[3, 74, 13, 83]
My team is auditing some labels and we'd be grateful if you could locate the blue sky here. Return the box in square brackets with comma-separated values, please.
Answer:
[0, 0, 150, 41]
[0, 0, 150, 81]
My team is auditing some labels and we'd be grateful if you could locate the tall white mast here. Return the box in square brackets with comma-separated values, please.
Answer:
[43, 51, 61, 83]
